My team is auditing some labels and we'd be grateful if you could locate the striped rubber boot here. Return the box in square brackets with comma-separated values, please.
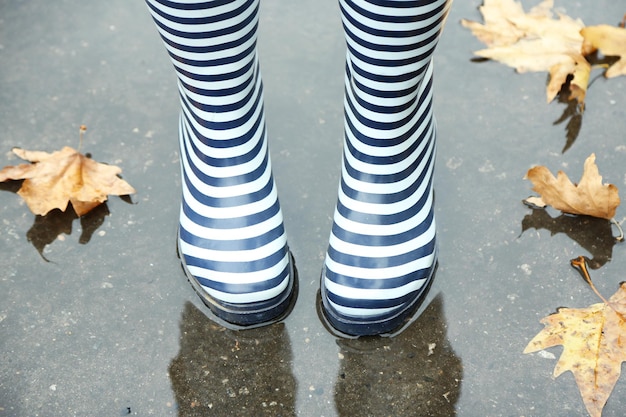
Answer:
[320, 0, 451, 337]
[145, 0, 297, 328]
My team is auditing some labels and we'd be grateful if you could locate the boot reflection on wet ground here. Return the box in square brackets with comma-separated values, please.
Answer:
[333, 295, 462, 417]
[169, 302, 297, 416]
[169, 295, 461, 417]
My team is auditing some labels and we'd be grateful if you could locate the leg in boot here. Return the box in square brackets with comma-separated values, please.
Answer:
[145, 0, 296, 328]
[320, 0, 451, 337]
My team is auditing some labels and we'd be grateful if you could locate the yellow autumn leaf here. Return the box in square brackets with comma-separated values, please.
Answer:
[581, 24, 626, 78]
[525, 279, 626, 417]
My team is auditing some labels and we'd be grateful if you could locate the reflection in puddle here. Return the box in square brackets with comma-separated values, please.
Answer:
[553, 52, 621, 154]
[25, 203, 111, 260]
[468, 57, 583, 153]
[169, 302, 296, 416]
[1, 180, 132, 259]
[521, 208, 618, 269]
[333, 295, 462, 417]
[553, 92, 582, 153]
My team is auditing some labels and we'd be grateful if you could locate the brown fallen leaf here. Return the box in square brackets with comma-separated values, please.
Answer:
[581, 24, 626, 78]
[524, 264, 626, 417]
[459, 0, 530, 47]
[462, 0, 590, 106]
[0, 145, 135, 216]
[524, 153, 620, 220]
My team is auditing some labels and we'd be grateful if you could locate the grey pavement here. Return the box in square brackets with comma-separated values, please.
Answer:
[1, 0, 625, 416]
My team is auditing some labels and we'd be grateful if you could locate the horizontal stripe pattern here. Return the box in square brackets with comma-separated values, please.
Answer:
[145, 0, 292, 313]
[322, 0, 450, 335]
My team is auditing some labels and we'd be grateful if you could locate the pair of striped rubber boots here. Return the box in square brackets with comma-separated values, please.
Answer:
[146, 0, 450, 337]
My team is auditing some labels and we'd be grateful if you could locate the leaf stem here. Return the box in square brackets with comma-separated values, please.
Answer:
[78, 125, 87, 152]
[611, 217, 624, 242]
[570, 256, 609, 305]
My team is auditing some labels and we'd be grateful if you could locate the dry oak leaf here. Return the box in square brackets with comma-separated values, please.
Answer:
[459, 0, 530, 47]
[461, 0, 590, 106]
[525, 153, 620, 220]
[0, 146, 135, 216]
[581, 24, 626, 78]
[524, 282, 626, 417]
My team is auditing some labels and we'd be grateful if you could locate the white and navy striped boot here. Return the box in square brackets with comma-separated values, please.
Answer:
[320, 0, 451, 337]
[146, 0, 297, 328]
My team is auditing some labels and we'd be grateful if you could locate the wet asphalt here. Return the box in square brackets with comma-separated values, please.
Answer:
[1, 0, 625, 416]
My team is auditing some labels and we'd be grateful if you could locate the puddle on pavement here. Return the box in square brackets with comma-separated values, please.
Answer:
[520, 208, 618, 269]
[2, 0, 625, 415]
[0, 179, 135, 259]
[333, 295, 461, 417]
[169, 302, 297, 416]
[168, 292, 461, 416]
